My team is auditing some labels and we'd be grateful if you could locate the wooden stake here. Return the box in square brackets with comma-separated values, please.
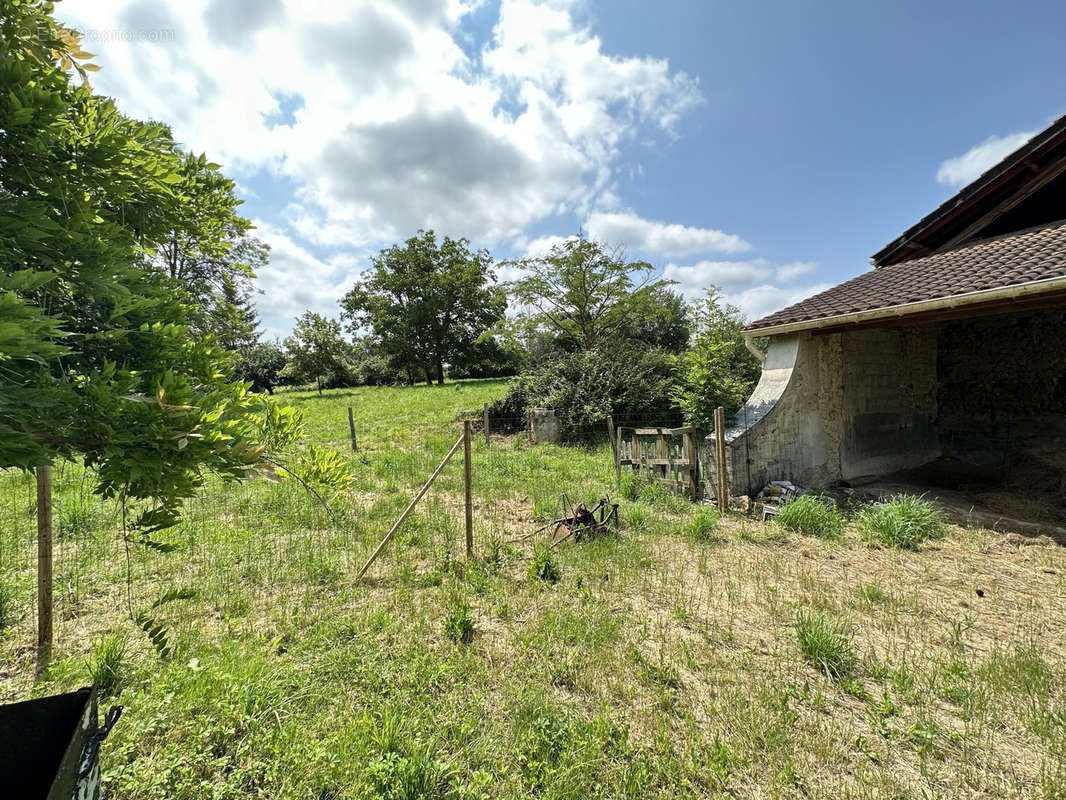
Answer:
[714, 407, 728, 513]
[347, 406, 358, 452]
[464, 420, 473, 558]
[483, 403, 490, 446]
[607, 415, 620, 486]
[358, 433, 464, 579]
[36, 465, 53, 672]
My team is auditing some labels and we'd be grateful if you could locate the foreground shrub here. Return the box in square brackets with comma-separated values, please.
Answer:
[529, 544, 561, 583]
[795, 609, 855, 680]
[776, 495, 844, 539]
[858, 494, 946, 549]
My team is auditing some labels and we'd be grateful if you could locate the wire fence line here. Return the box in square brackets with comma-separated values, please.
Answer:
[0, 412, 693, 663]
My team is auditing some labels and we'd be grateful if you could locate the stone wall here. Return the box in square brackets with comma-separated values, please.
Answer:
[712, 306, 1066, 496]
[713, 325, 940, 495]
[936, 307, 1066, 466]
[839, 326, 940, 477]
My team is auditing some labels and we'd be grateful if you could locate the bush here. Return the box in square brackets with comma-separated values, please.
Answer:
[858, 494, 946, 549]
[795, 610, 855, 680]
[492, 344, 680, 427]
[776, 495, 844, 539]
[529, 544, 561, 583]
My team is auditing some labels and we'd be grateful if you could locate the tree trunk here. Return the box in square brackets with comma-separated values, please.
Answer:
[424, 367, 433, 387]
[436, 359, 445, 385]
[317, 377, 323, 395]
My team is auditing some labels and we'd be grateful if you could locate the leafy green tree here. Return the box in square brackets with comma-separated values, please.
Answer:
[507, 239, 661, 352]
[341, 230, 505, 385]
[0, 1, 315, 658]
[232, 342, 288, 394]
[449, 333, 525, 379]
[142, 152, 269, 349]
[620, 285, 690, 353]
[676, 290, 762, 426]
[282, 312, 353, 394]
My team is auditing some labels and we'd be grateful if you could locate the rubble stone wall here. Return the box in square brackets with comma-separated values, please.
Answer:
[936, 307, 1066, 466]
[716, 326, 940, 495]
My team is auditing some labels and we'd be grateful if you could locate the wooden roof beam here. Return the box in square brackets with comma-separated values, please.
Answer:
[937, 153, 1066, 252]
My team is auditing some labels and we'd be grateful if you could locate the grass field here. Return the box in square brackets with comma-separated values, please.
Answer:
[2, 380, 1065, 799]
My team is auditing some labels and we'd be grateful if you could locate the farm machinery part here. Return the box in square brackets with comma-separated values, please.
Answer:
[529, 494, 619, 548]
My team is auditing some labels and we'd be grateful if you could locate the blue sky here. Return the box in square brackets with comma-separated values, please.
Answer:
[61, 0, 1065, 338]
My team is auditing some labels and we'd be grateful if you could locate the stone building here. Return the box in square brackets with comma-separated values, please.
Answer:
[718, 113, 1066, 522]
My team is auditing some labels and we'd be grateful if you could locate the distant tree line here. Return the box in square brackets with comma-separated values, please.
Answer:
[229, 232, 762, 427]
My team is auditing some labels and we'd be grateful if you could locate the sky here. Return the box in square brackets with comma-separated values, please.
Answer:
[58, 0, 1066, 339]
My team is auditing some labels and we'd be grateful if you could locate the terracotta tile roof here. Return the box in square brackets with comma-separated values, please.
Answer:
[747, 220, 1066, 332]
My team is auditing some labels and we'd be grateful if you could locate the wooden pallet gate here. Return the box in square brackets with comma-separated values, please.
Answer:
[614, 424, 703, 499]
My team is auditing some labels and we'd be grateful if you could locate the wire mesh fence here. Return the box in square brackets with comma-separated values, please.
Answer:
[0, 408, 698, 671]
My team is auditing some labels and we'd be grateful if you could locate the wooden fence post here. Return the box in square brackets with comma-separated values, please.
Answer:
[464, 420, 473, 558]
[607, 416, 620, 486]
[36, 464, 53, 672]
[483, 403, 490, 446]
[347, 406, 358, 452]
[714, 407, 728, 513]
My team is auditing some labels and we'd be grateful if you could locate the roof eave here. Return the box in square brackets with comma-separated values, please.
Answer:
[745, 274, 1066, 337]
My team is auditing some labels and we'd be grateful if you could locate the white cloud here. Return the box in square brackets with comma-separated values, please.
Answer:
[936, 131, 1035, 187]
[663, 259, 772, 297]
[59, 0, 702, 250]
[58, 0, 820, 335]
[251, 222, 364, 338]
[722, 283, 834, 324]
[585, 211, 751, 258]
[519, 234, 577, 259]
[662, 258, 827, 325]
[774, 261, 816, 282]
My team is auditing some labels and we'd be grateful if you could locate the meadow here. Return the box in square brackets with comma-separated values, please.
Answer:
[1, 379, 1065, 799]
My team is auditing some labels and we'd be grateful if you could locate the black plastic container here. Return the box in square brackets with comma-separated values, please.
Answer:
[0, 687, 121, 800]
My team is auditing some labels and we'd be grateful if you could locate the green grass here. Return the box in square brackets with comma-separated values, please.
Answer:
[858, 494, 947, 549]
[0, 380, 1064, 799]
[87, 631, 129, 697]
[776, 494, 845, 539]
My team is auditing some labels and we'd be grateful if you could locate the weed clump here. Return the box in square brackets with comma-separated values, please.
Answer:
[858, 494, 946, 549]
[776, 494, 844, 539]
[795, 609, 856, 680]
[443, 596, 475, 644]
[529, 544, 561, 583]
[686, 508, 721, 542]
[87, 631, 129, 696]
